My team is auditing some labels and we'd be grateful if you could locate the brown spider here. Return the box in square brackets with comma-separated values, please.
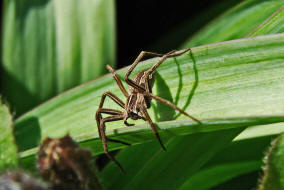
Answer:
[96, 48, 199, 172]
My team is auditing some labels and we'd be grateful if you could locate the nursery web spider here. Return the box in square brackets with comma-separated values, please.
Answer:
[96, 48, 199, 172]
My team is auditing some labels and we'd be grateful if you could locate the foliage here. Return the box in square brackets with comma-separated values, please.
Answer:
[1, 0, 284, 189]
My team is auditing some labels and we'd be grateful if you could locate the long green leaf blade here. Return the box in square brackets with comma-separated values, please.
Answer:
[248, 5, 284, 37]
[182, 0, 284, 48]
[14, 33, 284, 161]
[180, 135, 276, 190]
[103, 129, 243, 190]
[168, 3, 284, 188]
[179, 161, 261, 190]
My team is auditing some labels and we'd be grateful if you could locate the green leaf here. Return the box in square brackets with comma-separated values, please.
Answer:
[167, 2, 284, 188]
[0, 99, 18, 171]
[179, 135, 275, 190]
[102, 129, 244, 190]
[179, 161, 261, 190]
[248, 5, 284, 37]
[100, 1, 284, 187]
[258, 133, 284, 190]
[182, 0, 284, 48]
[1, 0, 115, 115]
[15, 34, 284, 167]
[179, 122, 284, 189]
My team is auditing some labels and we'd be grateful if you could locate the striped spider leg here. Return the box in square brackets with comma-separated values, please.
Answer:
[96, 48, 199, 172]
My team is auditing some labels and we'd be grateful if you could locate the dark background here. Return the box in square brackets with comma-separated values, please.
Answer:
[116, 0, 240, 68]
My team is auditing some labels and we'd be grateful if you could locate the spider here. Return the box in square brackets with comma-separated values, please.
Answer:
[96, 48, 199, 172]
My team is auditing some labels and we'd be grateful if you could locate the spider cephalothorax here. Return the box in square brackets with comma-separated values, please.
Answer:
[96, 48, 199, 172]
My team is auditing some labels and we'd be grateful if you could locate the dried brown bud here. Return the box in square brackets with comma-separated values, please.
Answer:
[37, 135, 102, 190]
[0, 171, 47, 190]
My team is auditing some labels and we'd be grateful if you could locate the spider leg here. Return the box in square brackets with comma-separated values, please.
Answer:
[106, 65, 129, 98]
[124, 51, 164, 92]
[99, 114, 126, 173]
[97, 108, 123, 115]
[96, 108, 130, 146]
[99, 91, 125, 109]
[96, 108, 123, 137]
[147, 48, 191, 75]
[124, 49, 192, 92]
[143, 91, 200, 123]
[123, 116, 146, 126]
[124, 120, 135, 126]
[96, 93, 130, 147]
[141, 106, 166, 151]
[96, 91, 125, 138]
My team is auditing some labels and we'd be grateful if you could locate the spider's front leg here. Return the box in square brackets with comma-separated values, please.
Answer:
[95, 92, 129, 172]
[96, 91, 125, 141]
[124, 49, 192, 91]
[147, 48, 192, 78]
[124, 51, 164, 92]
[98, 91, 125, 109]
[106, 65, 129, 98]
[96, 112, 126, 173]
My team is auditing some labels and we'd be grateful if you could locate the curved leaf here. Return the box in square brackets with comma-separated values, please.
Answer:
[101, 2, 284, 186]
[15, 34, 284, 164]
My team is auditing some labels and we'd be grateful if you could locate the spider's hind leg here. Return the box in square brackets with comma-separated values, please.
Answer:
[144, 91, 200, 124]
[141, 107, 166, 151]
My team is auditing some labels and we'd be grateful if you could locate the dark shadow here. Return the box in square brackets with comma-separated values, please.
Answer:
[152, 72, 176, 122]
[174, 57, 183, 105]
[0, 67, 41, 116]
[14, 117, 41, 152]
[174, 50, 199, 119]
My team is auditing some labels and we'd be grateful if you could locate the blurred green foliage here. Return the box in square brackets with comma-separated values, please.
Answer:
[1, 0, 115, 115]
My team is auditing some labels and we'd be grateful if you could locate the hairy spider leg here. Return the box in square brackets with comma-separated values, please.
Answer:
[141, 106, 166, 151]
[97, 113, 125, 173]
[96, 92, 129, 172]
[147, 48, 191, 75]
[124, 51, 164, 92]
[96, 48, 200, 172]
[143, 91, 200, 123]
[106, 65, 129, 98]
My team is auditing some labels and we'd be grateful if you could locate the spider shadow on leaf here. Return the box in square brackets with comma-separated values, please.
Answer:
[174, 50, 199, 119]
[152, 51, 199, 123]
